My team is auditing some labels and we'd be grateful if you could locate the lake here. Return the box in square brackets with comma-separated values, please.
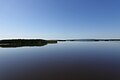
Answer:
[0, 41, 120, 80]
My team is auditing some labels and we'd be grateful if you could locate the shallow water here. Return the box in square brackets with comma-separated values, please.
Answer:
[0, 42, 120, 80]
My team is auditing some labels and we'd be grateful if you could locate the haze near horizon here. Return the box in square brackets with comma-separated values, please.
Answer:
[0, 0, 120, 39]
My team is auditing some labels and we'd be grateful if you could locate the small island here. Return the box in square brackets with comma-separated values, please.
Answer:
[0, 39, 120, 48]
[0, 39, 57, 48]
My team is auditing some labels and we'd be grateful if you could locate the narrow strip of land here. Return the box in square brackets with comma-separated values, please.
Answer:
[57, 39, 120, 42]
[0, 39, 120, 48]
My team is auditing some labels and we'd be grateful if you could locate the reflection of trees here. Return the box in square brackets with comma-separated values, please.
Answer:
[0, 39, 57, 48]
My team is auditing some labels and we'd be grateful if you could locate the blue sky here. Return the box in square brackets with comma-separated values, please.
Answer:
[0, 0, 120, 39]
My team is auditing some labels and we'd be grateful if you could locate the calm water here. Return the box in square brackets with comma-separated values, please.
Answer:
[0, 42, 120, 80]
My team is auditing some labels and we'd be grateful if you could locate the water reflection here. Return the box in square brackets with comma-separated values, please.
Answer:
[0, 42, 120, 80]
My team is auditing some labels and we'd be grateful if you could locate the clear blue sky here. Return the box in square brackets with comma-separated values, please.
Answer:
[0, 0, 120, 39]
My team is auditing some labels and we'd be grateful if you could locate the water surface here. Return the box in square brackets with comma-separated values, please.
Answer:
[0, 42, 120, 80]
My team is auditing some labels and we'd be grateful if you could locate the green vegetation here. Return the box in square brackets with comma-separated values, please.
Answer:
[0, 39, 57, 48]
[0, 39, 120, 48]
